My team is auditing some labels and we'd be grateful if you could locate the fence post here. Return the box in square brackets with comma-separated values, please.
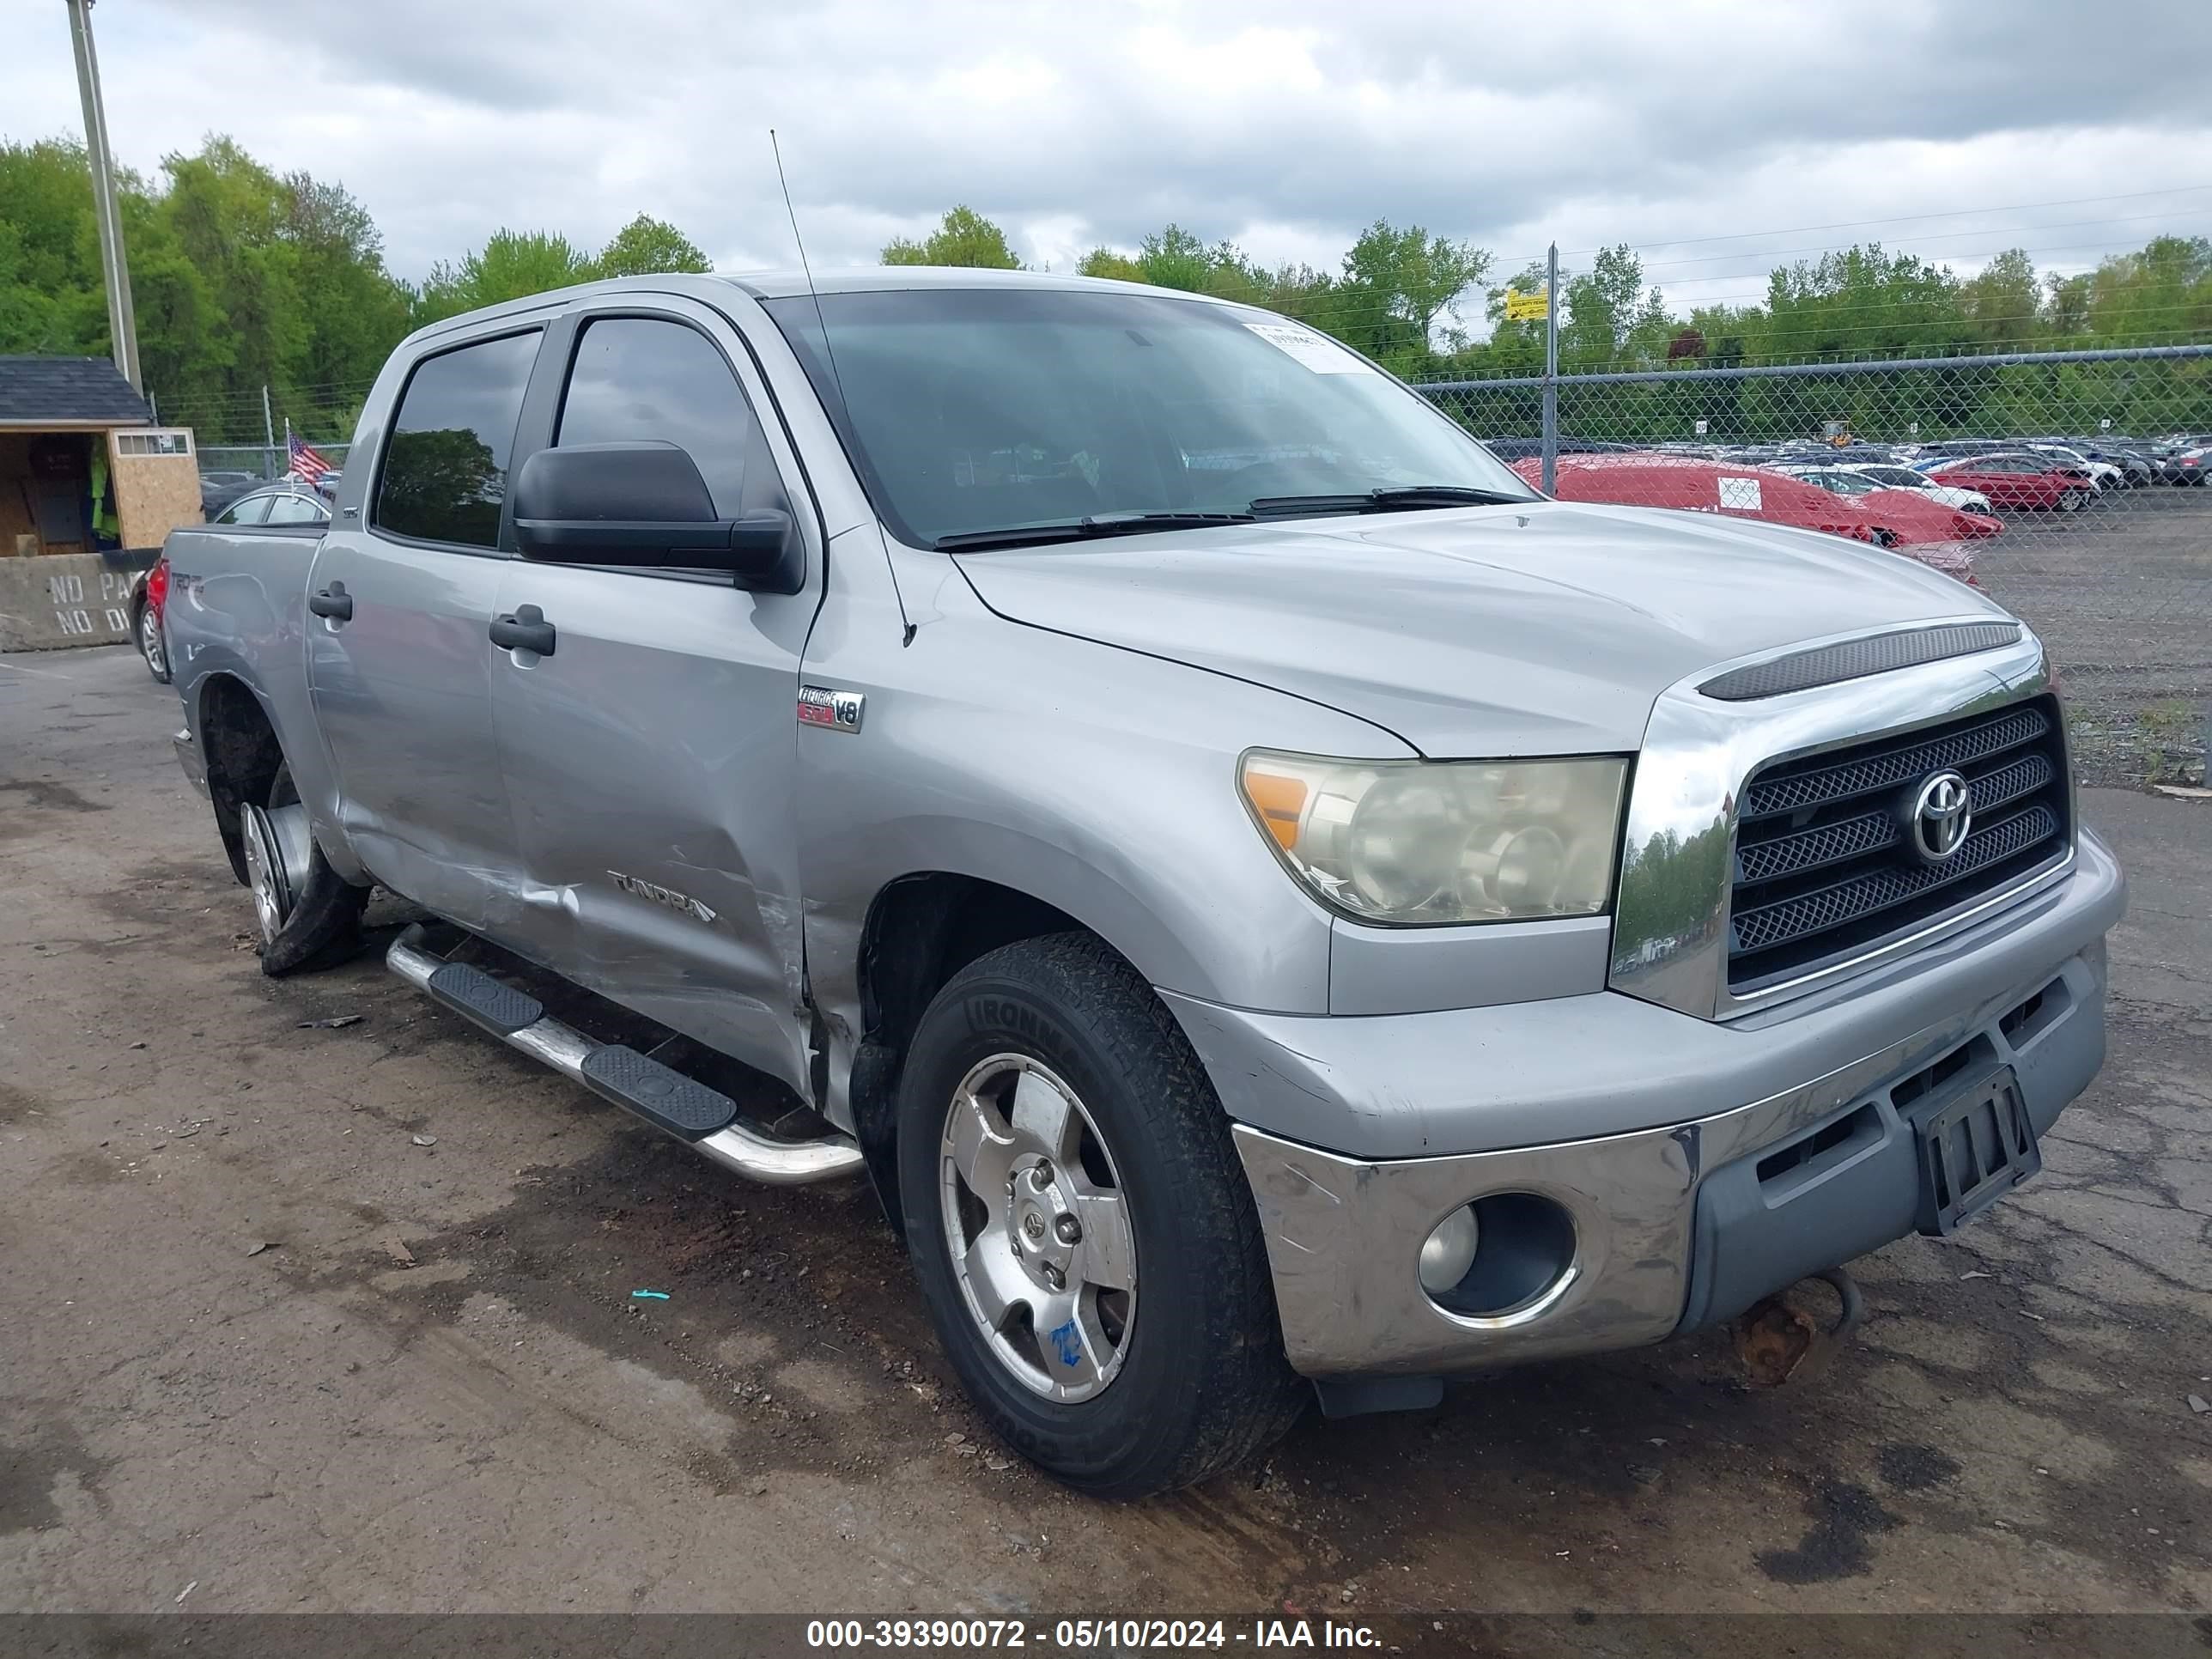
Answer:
[261, 385, 275, 477]
[1540, 242, 1559, 495]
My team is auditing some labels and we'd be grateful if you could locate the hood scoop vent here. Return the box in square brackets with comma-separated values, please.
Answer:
[1700, 623, 2022, 702]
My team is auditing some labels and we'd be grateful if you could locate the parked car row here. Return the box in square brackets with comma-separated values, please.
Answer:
[1505, 453, 1993, 584]
[1634, 430, 2211, 491]
[198, 468, 344, 518]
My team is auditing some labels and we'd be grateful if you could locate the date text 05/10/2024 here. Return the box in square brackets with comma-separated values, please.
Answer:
[804, 1617, 1385, 1649]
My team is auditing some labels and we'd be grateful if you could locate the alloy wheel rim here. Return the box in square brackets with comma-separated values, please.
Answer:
[140, 609, 164, 673]
[240, 799, 311, 946]
[939, 1053, 1138, 1403]
[240, 805, 288, 944]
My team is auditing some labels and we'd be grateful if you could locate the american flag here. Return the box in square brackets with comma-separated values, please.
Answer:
[287, 431, 333, 485]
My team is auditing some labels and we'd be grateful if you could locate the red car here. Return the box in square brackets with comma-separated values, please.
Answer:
[1919, 453, 2096, 513]
[1512, 453, 1877, 538]
[129, 551, 171, 684]
[1512, 454, 1981, 582]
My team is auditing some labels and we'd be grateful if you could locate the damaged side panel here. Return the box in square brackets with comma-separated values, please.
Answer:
[480, 556, 817, 1098]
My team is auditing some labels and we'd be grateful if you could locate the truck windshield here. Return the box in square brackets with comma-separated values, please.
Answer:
[763, 288, 1537, 550]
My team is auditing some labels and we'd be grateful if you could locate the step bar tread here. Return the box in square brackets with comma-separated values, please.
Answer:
[426, 960, 544, 1035]
[386, 925, 863, 1186]
[580, 1045, 738, 1140]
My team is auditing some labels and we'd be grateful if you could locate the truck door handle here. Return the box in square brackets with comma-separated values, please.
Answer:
[307, 581, 353, 621]
[489, 605, 556, 656]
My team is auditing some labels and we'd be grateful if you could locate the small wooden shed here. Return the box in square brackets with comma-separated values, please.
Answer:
[0, 356, 204, 652]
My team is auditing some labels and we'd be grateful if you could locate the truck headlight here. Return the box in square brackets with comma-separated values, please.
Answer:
[1239, 751, 1629, 925]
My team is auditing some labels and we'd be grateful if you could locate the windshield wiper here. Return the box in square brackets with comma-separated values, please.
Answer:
[933, 511, 1255, 551]
[1247, 485, 1532, 517]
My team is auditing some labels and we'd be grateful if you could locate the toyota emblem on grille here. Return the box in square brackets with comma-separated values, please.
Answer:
[1908, 769, 1973, 863]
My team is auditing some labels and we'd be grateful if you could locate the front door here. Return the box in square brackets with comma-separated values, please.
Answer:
[307, 327, 542, 931]
[486, 302, 821, 1094]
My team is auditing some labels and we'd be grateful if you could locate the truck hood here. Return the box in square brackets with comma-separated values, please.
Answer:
[951, 500, 2010, 757]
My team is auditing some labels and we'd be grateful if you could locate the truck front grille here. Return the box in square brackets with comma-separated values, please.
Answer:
[1728, 697, 2069, 993]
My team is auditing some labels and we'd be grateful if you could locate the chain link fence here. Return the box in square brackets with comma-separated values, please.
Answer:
[1419, 344, 2212, 786]
[195, 441, 353, 483]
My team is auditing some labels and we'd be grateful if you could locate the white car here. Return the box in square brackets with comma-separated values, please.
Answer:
[1769, 464, 1999, 517]
[1823, 462, 1996, 516]
[2025, 444, 2124, 491]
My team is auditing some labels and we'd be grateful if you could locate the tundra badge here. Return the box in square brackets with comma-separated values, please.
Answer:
[798, 685, 865, 733]
[606, 872, 716, 924]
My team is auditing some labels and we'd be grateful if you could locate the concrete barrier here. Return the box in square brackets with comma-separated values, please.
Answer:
[0, 549, 160, 653]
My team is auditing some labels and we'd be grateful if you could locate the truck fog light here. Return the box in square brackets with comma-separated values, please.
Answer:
[1418, 1205, 1480, 1294]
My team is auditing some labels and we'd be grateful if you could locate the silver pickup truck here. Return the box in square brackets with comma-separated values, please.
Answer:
[163, 269, 2124, 1496]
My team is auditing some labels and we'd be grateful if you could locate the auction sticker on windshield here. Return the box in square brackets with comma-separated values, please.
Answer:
[1243, 321, 1375, 374]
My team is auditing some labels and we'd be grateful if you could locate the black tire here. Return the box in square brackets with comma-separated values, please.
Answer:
[897, 933, 1304, 1498]
[2057, 489, 2086, 514]
[254, 762, 368, 977]
[134, 593, 170, 684]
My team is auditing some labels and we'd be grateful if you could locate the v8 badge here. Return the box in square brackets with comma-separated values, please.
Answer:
[798, 685, 865, 733]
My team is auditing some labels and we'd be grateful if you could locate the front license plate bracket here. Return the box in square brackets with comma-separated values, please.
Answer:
[1911, 1068, 2040, 1236]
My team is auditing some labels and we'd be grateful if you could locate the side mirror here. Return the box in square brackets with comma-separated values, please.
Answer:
[511, 441, 803, 593]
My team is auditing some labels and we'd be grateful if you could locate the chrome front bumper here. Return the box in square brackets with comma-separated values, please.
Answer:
[1218, 840, 2122, 1380]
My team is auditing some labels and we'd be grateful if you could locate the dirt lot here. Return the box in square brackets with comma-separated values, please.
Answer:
[3, 643, 2209, 1627]
[1974, 485, 2212, 787]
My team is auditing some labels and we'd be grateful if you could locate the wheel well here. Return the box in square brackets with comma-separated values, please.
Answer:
[849, 873, 1091, 1235]
[198, 675, 282, 885]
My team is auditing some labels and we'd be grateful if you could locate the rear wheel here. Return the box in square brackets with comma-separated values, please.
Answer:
[897, 933, 1304, 1497]
[242, 761, 368, 976]
[136, 599, 169, 684]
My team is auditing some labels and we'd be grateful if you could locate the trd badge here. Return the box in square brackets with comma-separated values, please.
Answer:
[798, 685, 865, 733]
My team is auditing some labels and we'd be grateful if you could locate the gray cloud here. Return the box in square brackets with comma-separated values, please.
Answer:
[4, 0, 2203, 296]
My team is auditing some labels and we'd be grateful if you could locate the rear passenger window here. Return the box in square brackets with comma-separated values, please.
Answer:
[375, 330, 540, 547]
[556, 318, 780, 516]
[218, 495, 271, 526]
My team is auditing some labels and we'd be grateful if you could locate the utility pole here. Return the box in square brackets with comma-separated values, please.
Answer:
[1540, 242, 1559, 495]
[66, 0, 141, 393]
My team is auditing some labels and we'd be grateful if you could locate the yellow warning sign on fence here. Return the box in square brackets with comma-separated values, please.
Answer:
[1504, 289, 1548, 323]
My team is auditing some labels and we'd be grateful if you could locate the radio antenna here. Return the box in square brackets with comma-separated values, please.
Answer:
[770, 128, 915, 647]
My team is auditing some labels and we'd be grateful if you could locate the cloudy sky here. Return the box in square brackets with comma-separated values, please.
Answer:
[6, 0, 2207, 313]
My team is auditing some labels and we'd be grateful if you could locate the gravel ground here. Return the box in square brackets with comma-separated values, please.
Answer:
[3, 643, 2209, 1632]
[1973, 485, 2212, 787]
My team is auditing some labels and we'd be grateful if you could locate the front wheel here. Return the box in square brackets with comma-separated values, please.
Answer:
[897, 933, 1304, 1497]
[242, 760, 368, 976]
[2057, 489, 2087, 513]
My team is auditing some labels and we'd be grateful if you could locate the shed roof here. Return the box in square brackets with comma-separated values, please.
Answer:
[0, 356, 152, 428]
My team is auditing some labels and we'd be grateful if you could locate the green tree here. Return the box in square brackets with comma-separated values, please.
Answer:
[415, 228, 597, 324]
[880, 205, 1021, 268]
[1077, 246, 1147, 283]
[1328, 221, 1490, 376]
[596, 212, 712, 276]
[1134, 224, 1212, 291]
[1559, 245, 1668, 369]
[281, 171, 411, 401]
[0, 139, 110, 354]
[1960, 247, 2041, 348]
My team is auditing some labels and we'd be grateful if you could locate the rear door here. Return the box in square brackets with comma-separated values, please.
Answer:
[485, 299, 823, 1093]
[307, 326, 541, 930]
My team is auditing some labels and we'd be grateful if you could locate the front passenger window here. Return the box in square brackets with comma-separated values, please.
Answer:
[218, 495, 272, 526]
[556, 317, 782, 517]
